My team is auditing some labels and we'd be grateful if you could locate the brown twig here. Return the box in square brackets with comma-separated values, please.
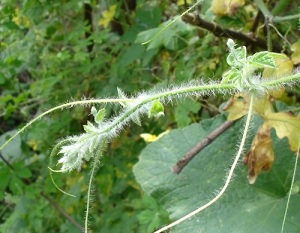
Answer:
[0, 153, 14, 170]
[250, 10, 263, 34]
[172, 120, 236, 174]
[40, 192, 84, 232]
[181, 13, 282, 52]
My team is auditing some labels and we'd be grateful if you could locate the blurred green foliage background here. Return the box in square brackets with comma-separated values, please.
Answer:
[0, 0, 299, 232]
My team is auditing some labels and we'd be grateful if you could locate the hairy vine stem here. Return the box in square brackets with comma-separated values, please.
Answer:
[1, 71, 299, 157]
[0, 50, 299, 232]
[0, 99, 134, 153]
[155, 94, 255, 233]
[0, 0, 299, 230]
[98, 83, 235, 135]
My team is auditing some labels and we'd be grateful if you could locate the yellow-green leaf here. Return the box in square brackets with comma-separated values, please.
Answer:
[291, 39, 300, 65]
[262, 53, 293, 78]
[140, 130, 170, 142]
[177, 0, 192, 6]
[223, 94, 272, 121]
[263, 111, 300, 152]
[140, 133, 158, 142]
[95, 108, 106, 123]
[148, 100, 164, 118]
[210, 0, 245, 16]
[98, 5, 117, 28]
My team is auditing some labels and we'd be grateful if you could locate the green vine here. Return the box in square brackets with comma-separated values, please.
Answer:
[1, 39, 300, 233]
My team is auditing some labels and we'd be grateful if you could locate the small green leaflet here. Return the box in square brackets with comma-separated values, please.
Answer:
[148, 100, 164, 118]
[248, 51, 276, 68]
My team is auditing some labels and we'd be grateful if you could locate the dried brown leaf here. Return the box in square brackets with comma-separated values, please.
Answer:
[243, 125, 274, 184]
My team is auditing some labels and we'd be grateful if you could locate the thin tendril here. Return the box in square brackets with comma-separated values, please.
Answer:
[84, 142, 104, 233]
[1, 72, 300, 157]
[0, 98, 135, 154]
[49, 139, 76, 197]
[155, 94, 255, 233]
[280, 139, 300, 233]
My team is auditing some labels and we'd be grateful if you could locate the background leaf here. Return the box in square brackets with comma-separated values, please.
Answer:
[134, 114, 300, 232]
[174, 99, 201, 127]
[0, 130, 22, 162]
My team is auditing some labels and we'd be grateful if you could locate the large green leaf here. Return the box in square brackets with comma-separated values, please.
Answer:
[0, 130, 22, 162]
[134, 114, 300, 232]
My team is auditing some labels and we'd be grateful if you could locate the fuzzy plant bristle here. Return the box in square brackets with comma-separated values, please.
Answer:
[54, 81, 236, 172]
[50, 39, 300, 173]
[1, 38, 300, 233]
